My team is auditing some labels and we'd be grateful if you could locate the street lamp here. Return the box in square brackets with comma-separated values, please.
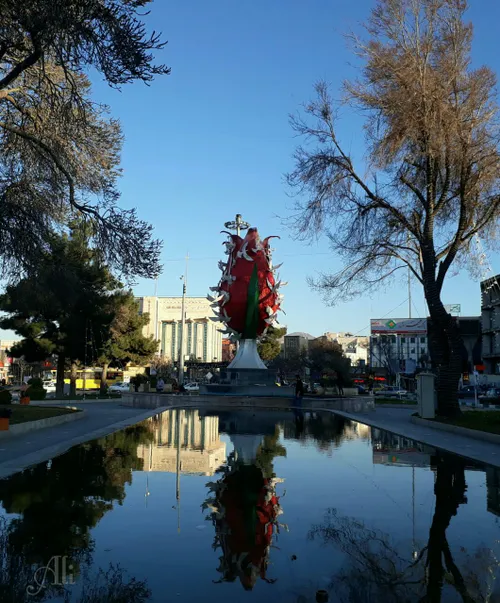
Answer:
[224, 213, 250, 237]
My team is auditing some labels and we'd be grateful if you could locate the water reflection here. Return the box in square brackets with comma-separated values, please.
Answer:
[0, 408, 499, 602]
[0, 422, 155, 601]
[137, 409, 226, 476]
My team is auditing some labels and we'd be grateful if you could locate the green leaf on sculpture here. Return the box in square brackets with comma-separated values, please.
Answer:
[243, 265, 259, 339]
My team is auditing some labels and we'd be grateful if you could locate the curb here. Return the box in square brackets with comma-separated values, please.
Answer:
[0, 409, 85, 439]
[411, 415, 500, 445]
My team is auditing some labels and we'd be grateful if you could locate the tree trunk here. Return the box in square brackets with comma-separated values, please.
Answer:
[100, 362, 109, 395]
[424, 454, 469, 602]
[70, 361, 77, 397]
[423, 270, 463, 418]
[56, 353, 65, 398]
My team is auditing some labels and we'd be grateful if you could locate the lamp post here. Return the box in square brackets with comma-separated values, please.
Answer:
[178, 254, 189, 386]
[224, 213, 250, 237]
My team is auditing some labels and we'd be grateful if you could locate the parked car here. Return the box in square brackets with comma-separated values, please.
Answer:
[458, 385, 478, 399]
[42, 380, 56, 393]
[108, 382, 131, 394]
[183, 382, 200, 392]
[374, 386, 408, 398]
[479, 387, 500, 403]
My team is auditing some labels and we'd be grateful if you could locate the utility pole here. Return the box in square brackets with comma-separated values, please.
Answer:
[154, 277, 159, 346]
[408, 266, 412, 319]
[178, 254, 189, 386]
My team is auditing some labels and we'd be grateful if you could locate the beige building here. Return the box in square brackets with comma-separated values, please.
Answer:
[137, 409, 226, 476]
[136, 296, 223, 363]
[323, 332, 369, 366]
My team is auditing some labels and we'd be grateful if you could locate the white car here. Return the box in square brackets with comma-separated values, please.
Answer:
[108, 382, 131, 394]
[183, 382, 199, 392]
[374, 386, 408, 398]
[42, 380, 56, 393]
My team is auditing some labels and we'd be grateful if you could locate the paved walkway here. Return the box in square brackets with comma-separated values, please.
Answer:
[331, 406, 500, 469]
[0, 400, 499, 480]
[0, 401, 171, 479]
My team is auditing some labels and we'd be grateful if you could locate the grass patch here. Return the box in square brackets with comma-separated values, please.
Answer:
[0, 404, 79, 425]
[434, 410, 500, 435]
[375, 397, 417, 405]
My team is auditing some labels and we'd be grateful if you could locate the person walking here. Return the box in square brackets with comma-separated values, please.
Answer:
[294, 374, 305, 407]
[336, 373, 344, 397]
[156, 377, 165, 393]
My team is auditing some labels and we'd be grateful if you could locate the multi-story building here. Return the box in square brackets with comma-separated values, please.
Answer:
[283, 332, 315, 359]
[323, 332, 369, 367]
[481, 275, 500, 373]
[136, 296, 223, 363]
[370, 318, 428, 374]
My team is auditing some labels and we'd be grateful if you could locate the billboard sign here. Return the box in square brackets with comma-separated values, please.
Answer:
[371, 318, 427, 334]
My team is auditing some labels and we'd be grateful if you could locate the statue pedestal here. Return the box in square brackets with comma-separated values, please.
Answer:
[228, 339, 267, 370]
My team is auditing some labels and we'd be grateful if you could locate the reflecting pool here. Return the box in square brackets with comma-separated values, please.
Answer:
[1, 408, 499, 602]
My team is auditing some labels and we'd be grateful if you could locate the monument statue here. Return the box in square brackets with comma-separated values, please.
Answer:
[208, 227, 285, 370]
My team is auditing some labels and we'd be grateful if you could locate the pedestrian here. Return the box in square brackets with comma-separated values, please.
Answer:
[337, 373, 344, 397]
[295, 374, 304, 407]
[156, 377, 165, 393]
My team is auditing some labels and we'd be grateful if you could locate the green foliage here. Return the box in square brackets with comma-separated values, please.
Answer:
[0, 0, 168, 278]
[25, 386, 46, 401]
[98, 293, 158, 370]
[0, 390, 12, 405]
[258, 326, 287, 362]
[308, 339, 352, 384]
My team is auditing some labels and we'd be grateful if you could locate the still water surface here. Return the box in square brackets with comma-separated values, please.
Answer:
[0, 408, 499, 602]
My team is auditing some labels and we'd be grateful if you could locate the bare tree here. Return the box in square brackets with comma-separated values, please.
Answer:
[287, 0, 500, 416]
[0, 0, 170, 279]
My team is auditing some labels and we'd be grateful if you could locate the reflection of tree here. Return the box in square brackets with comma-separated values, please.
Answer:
[309, 454, 497, 602]
[0, 423, 153, 577]
[255, 426, 287, 478]
[284, 412, 351, 454]
[0, 515, 152, 602]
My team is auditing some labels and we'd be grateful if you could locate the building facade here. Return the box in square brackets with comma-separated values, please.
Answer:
[323, 332, 369, 366]
[283, 332, 315, 359]
[370, 318, 429, 373]
[136, 296, 223, 363]
[481, 275, 500, 373]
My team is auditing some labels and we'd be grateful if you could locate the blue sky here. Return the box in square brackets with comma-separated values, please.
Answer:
[85, 0, 500, 338]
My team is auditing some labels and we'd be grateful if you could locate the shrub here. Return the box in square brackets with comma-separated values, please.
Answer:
[0, 390, 12, 405]
[26, 377, 46, 401]
[0, 407, 12, 419]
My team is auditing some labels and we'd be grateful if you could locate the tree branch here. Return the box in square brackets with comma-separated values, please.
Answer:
[0, 47, 42, 90]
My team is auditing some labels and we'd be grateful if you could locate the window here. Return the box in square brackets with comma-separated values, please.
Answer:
[410, 337, 415, 343]
[401, 337, 406, 344]
[411, 348, 415, 354]
[420, 337, 426, 343]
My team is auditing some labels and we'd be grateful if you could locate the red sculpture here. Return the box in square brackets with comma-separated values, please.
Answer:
[209, 228, 284, 339]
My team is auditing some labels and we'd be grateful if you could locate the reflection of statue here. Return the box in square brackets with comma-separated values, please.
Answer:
[203, 425, 287, 592]
[204, 458, 284, 590]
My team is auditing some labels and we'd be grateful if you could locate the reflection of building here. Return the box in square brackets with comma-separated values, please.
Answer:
[371, 428, 434, 467]
[137, 409, 226, 476]
[136, 296, 223, 362]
